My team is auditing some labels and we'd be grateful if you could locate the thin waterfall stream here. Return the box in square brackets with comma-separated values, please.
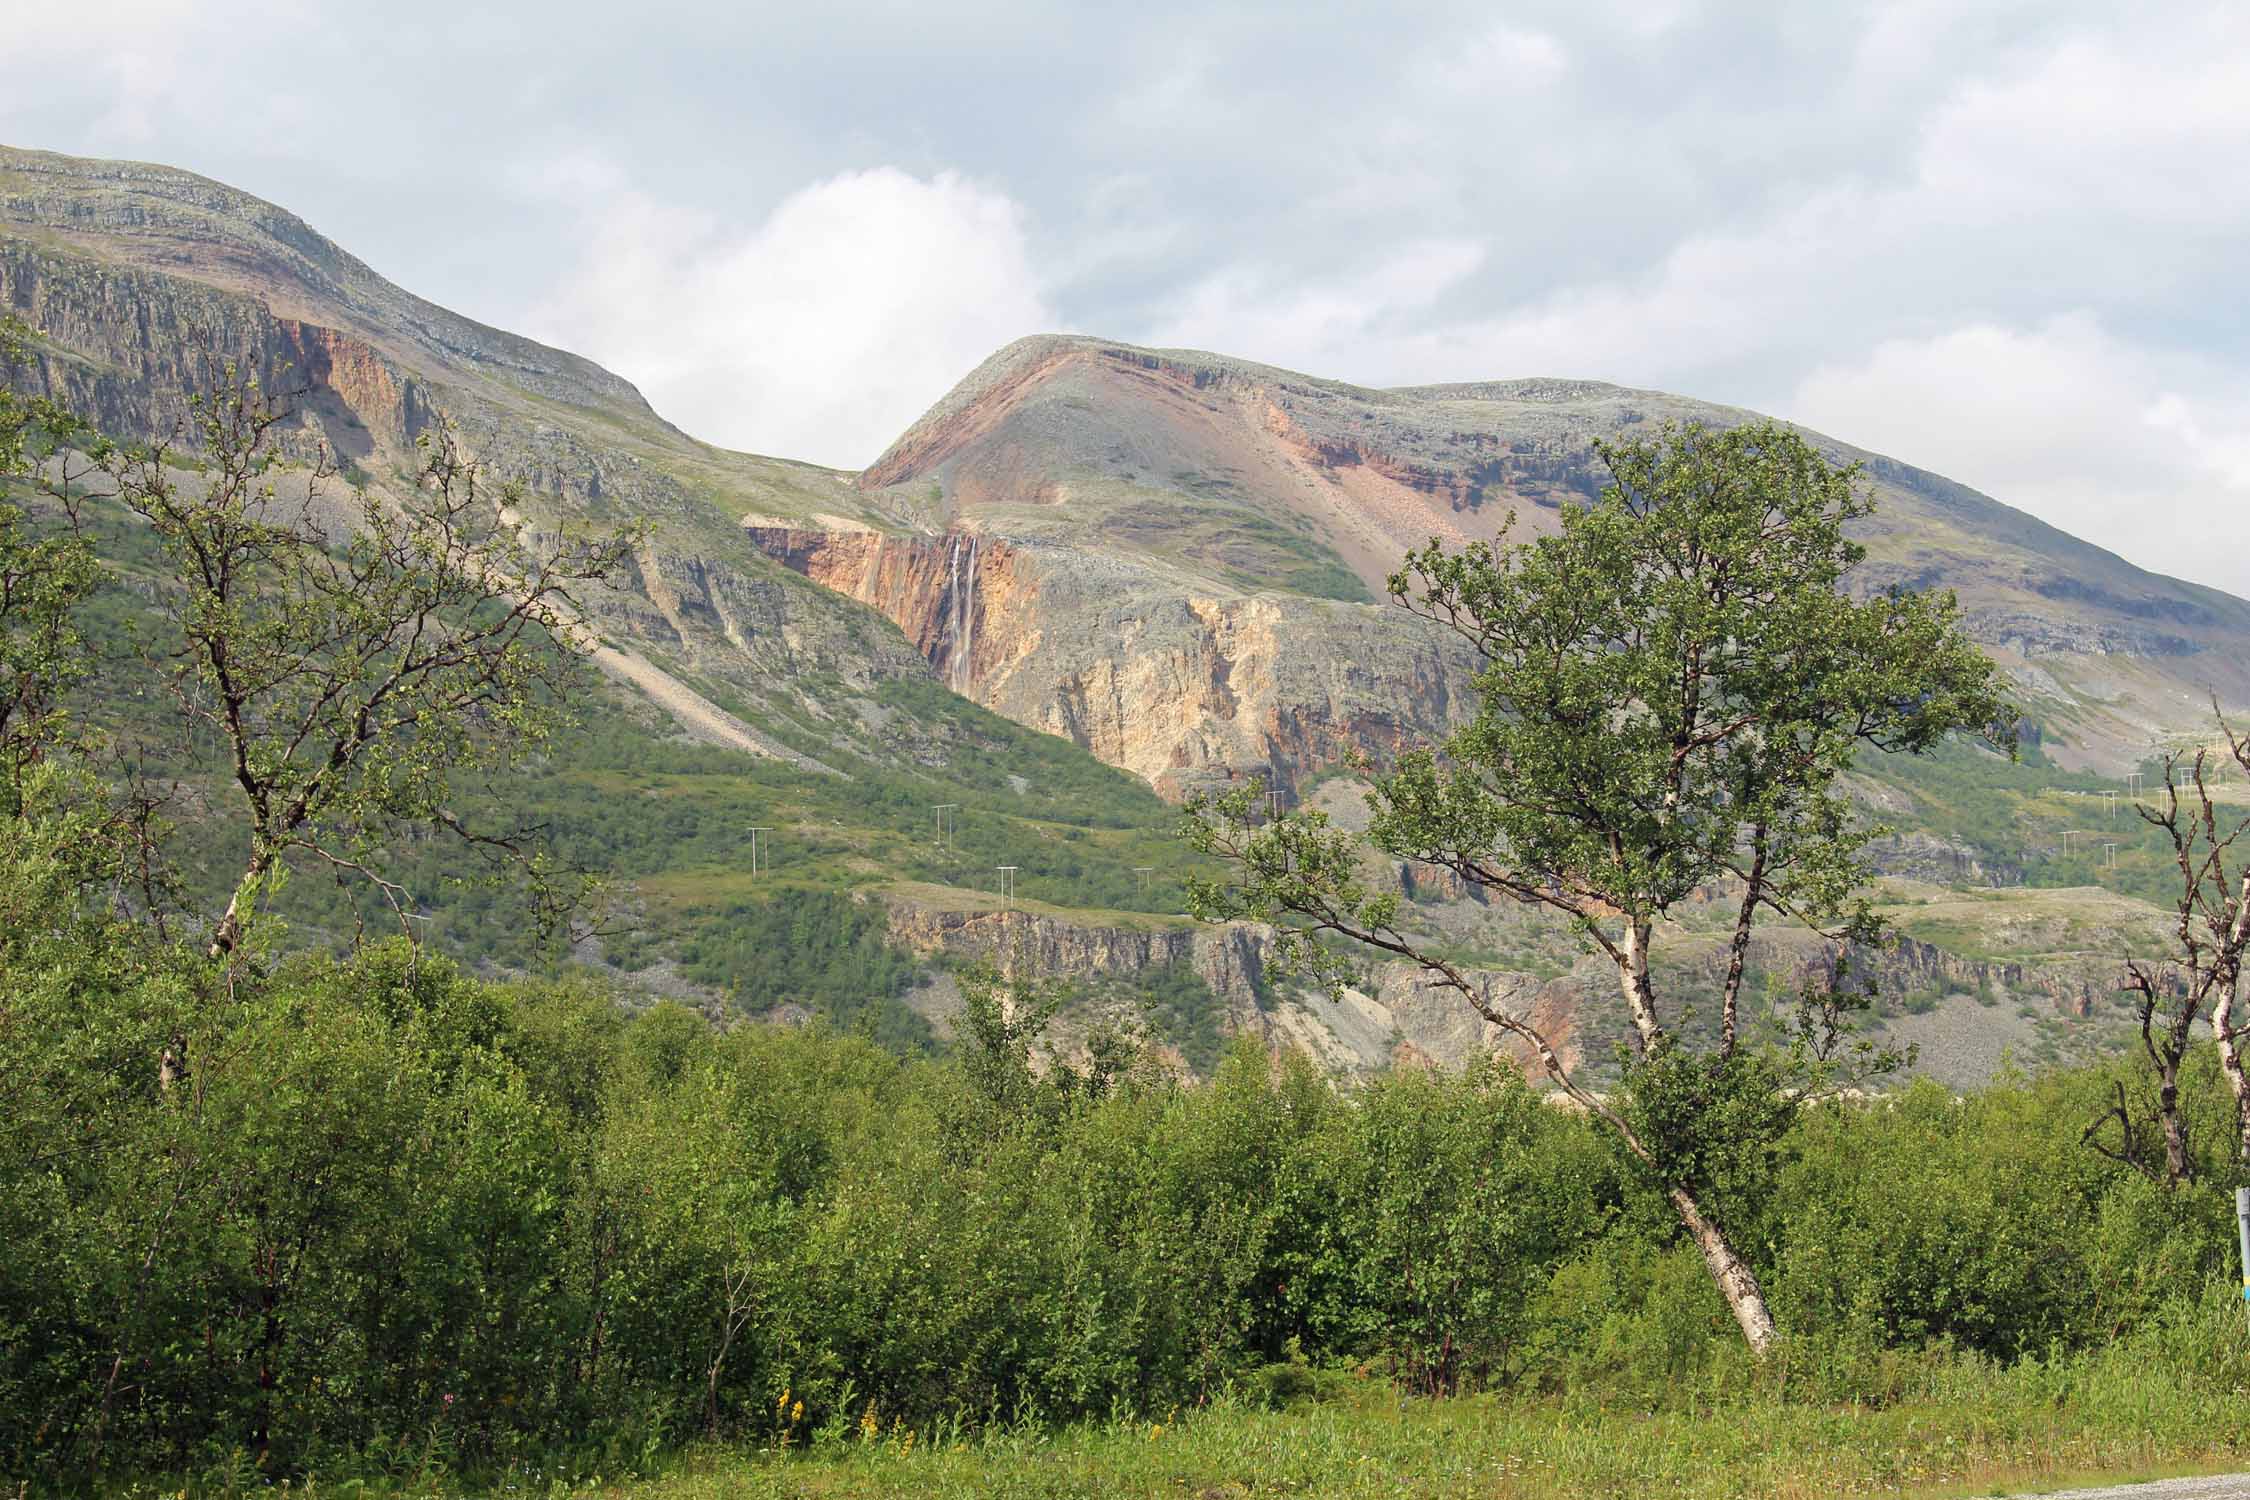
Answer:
[948, 533, 980, 694]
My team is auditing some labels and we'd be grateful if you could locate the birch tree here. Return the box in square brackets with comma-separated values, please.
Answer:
[99, 370, 636, 964]
[1188, 420, 2010, 1355]
[2107, 724, 2250, 1181]
[0, 317, 106, 797]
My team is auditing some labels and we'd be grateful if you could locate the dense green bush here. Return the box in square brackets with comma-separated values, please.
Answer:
[676, 889, 932, 1048]
[5, 909, 2248, 1488]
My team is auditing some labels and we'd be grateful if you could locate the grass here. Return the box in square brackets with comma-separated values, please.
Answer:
[883, 879, 1197, 929]
[1874, 881, 2175, 965]
[1092, 486, 1377, 602]
[217, 1357, 2250, 1500]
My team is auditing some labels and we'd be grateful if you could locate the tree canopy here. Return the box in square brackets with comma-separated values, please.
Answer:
[1190, 419, 2014, 1352]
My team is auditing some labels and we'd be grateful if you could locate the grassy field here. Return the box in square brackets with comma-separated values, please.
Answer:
[220, 1356, 2250, 1500]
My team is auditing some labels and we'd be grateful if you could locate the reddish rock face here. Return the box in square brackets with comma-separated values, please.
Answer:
[853, 333, 2250, 781]
[745, 519, 1470, 802]
[274, 320, 426, 452]
[744, 526, 1025, 694]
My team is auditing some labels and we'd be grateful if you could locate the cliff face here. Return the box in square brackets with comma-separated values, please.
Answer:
[745, 518, 1472, 798]
[882, 898, 1270, 1010]
[743, 526, 1029, 695]
[879, 883, 2133, 1085]
[879, 891, 1592, 1077]
[0, 239, 440, 467]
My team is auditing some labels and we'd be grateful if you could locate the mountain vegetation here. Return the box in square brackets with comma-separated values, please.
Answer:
[1189, 419, 2012, 1354]
[8, 140, 2250, 1497]
[6, 930, 2249, 1490]
[1, 141, 2230, 1085]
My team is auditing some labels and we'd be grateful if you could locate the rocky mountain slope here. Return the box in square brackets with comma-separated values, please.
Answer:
[873, 871, 2150, 1087]
[764, 334, 2250, 793]
[1, 143, 2204, 1085]
[0, 144, 1234, 1047]
[0, 144, 933, 772]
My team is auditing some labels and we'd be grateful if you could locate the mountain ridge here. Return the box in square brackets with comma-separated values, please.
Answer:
[0, 142, 2191, 1081]
[818, 332, 2250, 788]
[0, 143, 666, 425]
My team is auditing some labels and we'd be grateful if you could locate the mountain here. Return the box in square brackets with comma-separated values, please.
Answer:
[1, 144, 2210, 1084]
[0, 144, 1232, 1055]
[0, 143, 946, 771]
[765, 333, 2250, 792]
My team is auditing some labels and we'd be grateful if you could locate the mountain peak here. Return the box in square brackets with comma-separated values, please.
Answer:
[835, 329, 2250, 777]
[0, 142, 660, 425]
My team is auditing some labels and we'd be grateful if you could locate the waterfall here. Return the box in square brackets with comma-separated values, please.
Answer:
[948, 534, 980, 694]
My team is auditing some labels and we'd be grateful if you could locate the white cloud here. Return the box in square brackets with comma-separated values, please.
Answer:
[1141, 240, 1486, 376]
[1790, 316, 2250, 596]
[1422, 24, 1570, 91]
[528, 163, 1058, 468]
[1311, 8, 2249, 393]
[1100, 8, 2250, 597]
[0, 0, 302, 146]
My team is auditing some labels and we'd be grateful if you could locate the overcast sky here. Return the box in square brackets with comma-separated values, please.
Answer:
[7, 1, 2248, 594]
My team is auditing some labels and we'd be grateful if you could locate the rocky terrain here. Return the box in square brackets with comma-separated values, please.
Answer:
[1, 142, 2219, 1086]
[0, 145, 940, 774]
[873, 876, 2143, 1087]
[762, 334, 2250, 793]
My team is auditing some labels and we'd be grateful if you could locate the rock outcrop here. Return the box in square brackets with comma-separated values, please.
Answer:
[882, 897, 1271, 1010]
[878, 881, 2133, 1083]
[878, 890, 1598, 1078]
[746, 518, 1473, 798]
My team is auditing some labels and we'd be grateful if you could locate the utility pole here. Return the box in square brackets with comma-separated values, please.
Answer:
[2102, 790, 2118, 823]
[2103, 841, 2120, 870]
[2237, 1188, 2250, 1331]
[933, 803, 959, 847]
[995, 866, 1018, 910]
[747, 826, 772, 878]
[2126, 770, 2144, 800]
[1133, 865, 1155, 898]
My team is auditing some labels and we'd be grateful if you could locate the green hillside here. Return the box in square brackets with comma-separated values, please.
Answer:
[44, 478, 1205, 1047]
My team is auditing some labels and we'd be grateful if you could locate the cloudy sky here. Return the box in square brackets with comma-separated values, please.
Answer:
[7, 1, 2248, 592]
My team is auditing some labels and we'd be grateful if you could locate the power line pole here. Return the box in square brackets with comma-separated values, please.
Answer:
[2236, 1187, 2250, 1331]
[933, 803, 959, 847]
[995, 865, 1018, 909]
[2103, 841, 2120, 870]
[1133, 865, 1155, 898]
[747, 826, 772, 878]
